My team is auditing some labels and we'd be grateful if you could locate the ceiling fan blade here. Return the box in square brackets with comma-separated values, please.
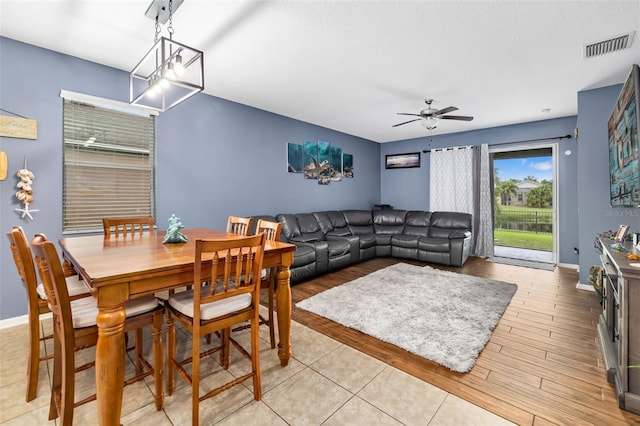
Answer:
[396, 112, 422, 117]
[434, 106, 458, 115]
[440, 115, 474, 121]
[392, 118, 421, 127]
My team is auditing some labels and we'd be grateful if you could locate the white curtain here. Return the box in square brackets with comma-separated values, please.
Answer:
[473, 144, 494, 257]
[429, 146, 474, 214]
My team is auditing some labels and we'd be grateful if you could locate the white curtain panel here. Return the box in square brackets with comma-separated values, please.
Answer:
[474, 144, 494, 257]
[429, 146, 474, 214]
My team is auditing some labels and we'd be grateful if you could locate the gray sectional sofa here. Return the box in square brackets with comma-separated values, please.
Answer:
[253, 209, 473, 285]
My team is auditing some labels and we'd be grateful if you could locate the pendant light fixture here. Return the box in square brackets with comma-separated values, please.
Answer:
[129, 0, 204, 112]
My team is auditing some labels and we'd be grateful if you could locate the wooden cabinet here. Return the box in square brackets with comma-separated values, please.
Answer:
[597, 236, 640, 414]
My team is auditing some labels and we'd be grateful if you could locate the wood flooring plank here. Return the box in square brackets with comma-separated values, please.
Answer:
[287, 256, 640, 426]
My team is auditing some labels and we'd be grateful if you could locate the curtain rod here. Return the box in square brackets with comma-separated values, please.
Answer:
[421, 134, 572, 153]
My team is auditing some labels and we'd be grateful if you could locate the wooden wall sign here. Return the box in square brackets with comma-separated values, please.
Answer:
[0, 115, 38, 139]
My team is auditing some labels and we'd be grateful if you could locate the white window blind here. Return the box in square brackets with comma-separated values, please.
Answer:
[62, 98, 156, 233]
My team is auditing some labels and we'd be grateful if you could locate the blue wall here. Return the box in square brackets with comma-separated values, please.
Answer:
[2, 36, 633, 321]
[380, 117, 580, 266]
[0, 37, 380, 319]
[577, 84, 640, 284]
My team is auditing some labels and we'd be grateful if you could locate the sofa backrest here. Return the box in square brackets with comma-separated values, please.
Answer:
[404, 211, 432, 237]
[373, 209, 406, 235]
[429, 211, 473, 238]
[312, 211, 351, 236]
[342, 210, 374, 234]
[276, 213, 301, 240]
[294, 213, 325, 242]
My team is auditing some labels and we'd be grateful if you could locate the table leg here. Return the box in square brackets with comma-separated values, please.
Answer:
[275, 265, 292, 366]
[95, 303, 126, 425]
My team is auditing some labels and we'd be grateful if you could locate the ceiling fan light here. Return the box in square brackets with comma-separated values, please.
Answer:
[421, 116, 438, 129]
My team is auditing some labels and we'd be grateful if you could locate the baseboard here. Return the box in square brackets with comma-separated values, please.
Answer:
[576, 282, 596, 292]
[0, 312, 51, 330]
[557, 262, 579, 270]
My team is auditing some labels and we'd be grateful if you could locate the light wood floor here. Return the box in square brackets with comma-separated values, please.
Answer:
[286, 256, 640, 425]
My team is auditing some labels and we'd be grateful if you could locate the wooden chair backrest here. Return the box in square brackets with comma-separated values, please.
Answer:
[193, 234, 266, 325]
[102, 216, 154, 238]
[226, 216, 253, 236]
[6, 226, 43, 311]
[31, 234, 74, 340]
[255, 219, 282, 242]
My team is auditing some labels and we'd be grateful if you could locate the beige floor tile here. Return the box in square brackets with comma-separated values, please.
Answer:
[429, 394, 516, 426]
[0, 403, 54, 426]
[290, 328, 342, 365]
[163, 368, 255, 425]
[310, 344, 386, 393]
[262, 367, 352, 425]
[121, 401, 174, 426]
[215, 400, 288, 425]
[324, 396, 404, 426]
[358, 366, 447, 426]
[0, 375, 51, 423]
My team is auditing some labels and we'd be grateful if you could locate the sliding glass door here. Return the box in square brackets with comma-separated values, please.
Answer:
[491, 145, 557, 264]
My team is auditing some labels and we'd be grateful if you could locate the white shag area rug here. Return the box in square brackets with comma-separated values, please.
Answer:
[296, 263, 517, 373]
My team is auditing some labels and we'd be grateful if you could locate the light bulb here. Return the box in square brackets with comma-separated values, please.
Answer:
[174, 54, 184, 76]
[165, 62, 176, 80]
[159, 77, 169, 89]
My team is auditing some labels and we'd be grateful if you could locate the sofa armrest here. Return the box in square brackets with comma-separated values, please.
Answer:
[449, 230, 472, 239]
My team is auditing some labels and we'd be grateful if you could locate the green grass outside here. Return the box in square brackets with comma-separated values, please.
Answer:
[494, 229, 552, 251]
[496, 205, 553, 213]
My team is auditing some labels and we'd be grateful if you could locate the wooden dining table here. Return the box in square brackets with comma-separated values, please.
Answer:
[59, 228, 296, 426]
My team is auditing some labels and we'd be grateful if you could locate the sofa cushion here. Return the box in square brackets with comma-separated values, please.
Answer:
[358, 233, 377, 249]
[418, 237, 450, 253]
[327, 211, 348, 229]
[373, 209, 406, 235]
[429, 211, 473, 238]
[391, 234, 419, 248]
[343, 210, 374, 234]
[292, 244, 316, 267]
[297, 213, 322, 234]
[277, 213, 301, 240]
[327, 239, 350, 257]
[312, 211, 334, 234]
[404, 211, 431, 237]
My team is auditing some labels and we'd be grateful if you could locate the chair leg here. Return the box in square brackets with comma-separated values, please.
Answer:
[152, 310, 164, 411]
[268, 270, 276, 349]
[49, 327, 62, 421]
[26, 309, 41, 402]
[251, 315, 262, 401]
[134, 329, 144, 374]
[192, 324, 201, 426]
[166, 312, 175, 396]
[59, 333, 76, 426]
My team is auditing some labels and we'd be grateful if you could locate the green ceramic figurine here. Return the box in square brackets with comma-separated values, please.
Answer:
[163, 214, 188, 244]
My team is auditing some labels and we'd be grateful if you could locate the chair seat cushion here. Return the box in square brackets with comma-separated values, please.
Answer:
[168, 285, 251, 321]
[69, 295, 160, 329]
[37, 275, 91, 300]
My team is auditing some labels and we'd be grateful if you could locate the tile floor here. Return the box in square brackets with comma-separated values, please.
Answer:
[0, 306, 514, 425]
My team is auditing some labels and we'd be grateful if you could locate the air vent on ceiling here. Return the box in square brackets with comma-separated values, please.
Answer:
[584, 31, 635, 58]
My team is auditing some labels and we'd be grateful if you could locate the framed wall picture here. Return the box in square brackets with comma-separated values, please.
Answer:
[615, 224, 630, 242]
[385, 152, 421, 169]
[303, 140, 318, 179]
[317, 140, 331, 185]
[343, 153, 353, 178]
[287, 143, 303, 173]
[330, 145, 342, 181]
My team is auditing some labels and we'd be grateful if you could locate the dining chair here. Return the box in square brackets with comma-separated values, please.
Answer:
[233, 219, 282, 348]
[31, 234, 164, 426]
[6, 226, 91, 402]
[165, 233, 266, 426]
[102, 216, 154, 238]
[226, 215, 253, 236]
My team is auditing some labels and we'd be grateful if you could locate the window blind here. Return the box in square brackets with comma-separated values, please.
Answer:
[62, 99, 156, 233]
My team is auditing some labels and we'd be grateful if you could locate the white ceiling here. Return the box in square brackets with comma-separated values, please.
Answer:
[1, 0, 639, 143]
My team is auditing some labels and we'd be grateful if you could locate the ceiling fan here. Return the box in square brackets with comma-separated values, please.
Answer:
[392, 99, 474, 130]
